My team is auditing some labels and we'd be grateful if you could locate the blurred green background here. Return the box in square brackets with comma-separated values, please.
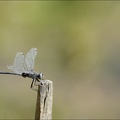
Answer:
[0, 1, 120, 119]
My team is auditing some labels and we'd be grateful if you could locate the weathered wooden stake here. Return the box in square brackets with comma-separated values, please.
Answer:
[35, 80, 53, 120]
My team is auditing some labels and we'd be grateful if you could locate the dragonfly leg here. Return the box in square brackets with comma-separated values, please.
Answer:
[34, 78, 39, 86]
[30, 79, 38, 91]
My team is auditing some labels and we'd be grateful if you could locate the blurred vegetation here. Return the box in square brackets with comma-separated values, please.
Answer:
[0, 1, 120, 119]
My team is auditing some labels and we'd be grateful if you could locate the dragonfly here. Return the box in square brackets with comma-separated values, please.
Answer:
[0, 48, 44, 91]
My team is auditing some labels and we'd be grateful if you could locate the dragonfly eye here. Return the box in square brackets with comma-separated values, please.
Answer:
[37, 73, 44, 79]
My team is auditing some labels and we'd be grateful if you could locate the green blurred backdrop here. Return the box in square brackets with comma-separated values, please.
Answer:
[0, 1, 120, 119]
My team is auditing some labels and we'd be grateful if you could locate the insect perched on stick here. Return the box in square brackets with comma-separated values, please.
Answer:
[0, 48, 44, 91]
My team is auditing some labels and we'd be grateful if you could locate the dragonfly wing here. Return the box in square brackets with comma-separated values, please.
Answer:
[7, 52, 25, 73]
[25, 48, 37, 70]
[7, 66, 22, 74]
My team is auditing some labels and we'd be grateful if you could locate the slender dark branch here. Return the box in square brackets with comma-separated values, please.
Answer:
[35, 85, 40, 120]
[0, 71, 21, 76]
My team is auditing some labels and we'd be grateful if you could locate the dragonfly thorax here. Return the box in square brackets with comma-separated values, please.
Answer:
[21, 71, 43, 80]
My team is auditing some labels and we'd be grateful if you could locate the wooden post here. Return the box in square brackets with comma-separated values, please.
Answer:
[35, 80, 53, 120]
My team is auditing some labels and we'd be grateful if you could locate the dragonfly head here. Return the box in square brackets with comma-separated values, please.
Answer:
[37, 72, 44, 80]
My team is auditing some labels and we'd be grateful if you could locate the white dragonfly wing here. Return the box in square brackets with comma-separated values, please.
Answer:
[25, 48, 37, 70]
[7, 52, 25, 74]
